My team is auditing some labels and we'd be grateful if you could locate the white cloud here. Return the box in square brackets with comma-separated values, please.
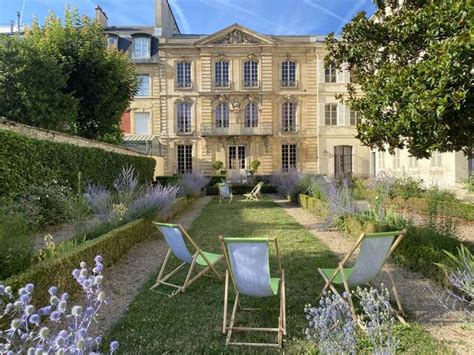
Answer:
[169, 0, 191, 33]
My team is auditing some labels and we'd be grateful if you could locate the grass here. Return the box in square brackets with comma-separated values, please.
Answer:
[106, 197, 448, 353]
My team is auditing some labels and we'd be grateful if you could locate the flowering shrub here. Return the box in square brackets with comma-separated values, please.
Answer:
[84, 185, 112, 221]
[0, 256, 118, 354]
[326, 176, 358, 226]
[176, 172, 210, 197]
[270, 170, 305, 197]
[125, 184, 179, 221]
[305, 292, 356, 354]
[113, 166, 139, 206]
[356, 286, 398, 354]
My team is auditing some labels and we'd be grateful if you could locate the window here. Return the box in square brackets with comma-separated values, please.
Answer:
[176, 61, 192, 88]
[244, 103, 258, 128]
[177, 145, 192, 174]
[134, 112, 150, 135]
[325, 62, 337, 83]
[377, 151, 385, 170]
[334, 146, 353, 176]
[408, 156, 418, 168]
[431, 152, 442, 168]
[214, 61, 229, 87]
[107, 35, 118, 47]
[215, 102, 229, 128]
[136, 74, 150, 96]
[228, 145, 246, 170]
[350, 110, 359, 125]
[243, 60, 258, 87]
[281, 60, 296, 87]
[282, 144, 297, 172]
[325, 104, 338, 125]
[282, 102, 296, 132]
[133, 37, 150, 59]
[393, 149, 401, 170]
[176, 102, 192, 133]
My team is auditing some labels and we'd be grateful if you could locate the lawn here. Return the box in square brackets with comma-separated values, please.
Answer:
[106, 197, 446, 353]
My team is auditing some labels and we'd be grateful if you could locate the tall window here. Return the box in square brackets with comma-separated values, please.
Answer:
[134, 112, 150, 135]
[325, 62, 337, 83]
[325, 104, 338, 126]
[136, 74, 150, 96]
[334, 146, 353, 176]
[176, 102, 192, 133]
[176, 61, 192, 88]
[350, 109, 359, 125]
[214, 61, 229, 87]
[177, 145, 192, 174]
[281, 60, 296, 87]
[282, 144, 297, 172]
[377, 151, 385, 170]
[282, 102, 296, 132]
[215, 102, 229, 128]
[243, 60, 258, 87]
[431, 152, 442, 168]
[393, 149, 401, 170]
[133, 37, 150, 59]
[244, 103, 258, 128]
[228, 146, 246, 170]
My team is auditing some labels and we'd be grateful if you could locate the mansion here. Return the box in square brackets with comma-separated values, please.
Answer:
[96, 1, 472, 188]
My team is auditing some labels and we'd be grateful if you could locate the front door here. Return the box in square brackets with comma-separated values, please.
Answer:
[228, 145, 247, 181]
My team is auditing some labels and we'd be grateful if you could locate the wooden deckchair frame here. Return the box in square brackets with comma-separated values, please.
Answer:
[150, 223, 223, 297]
[218, 183, 233, 204]
[243, 181, 264, 201]
[219, 236, 286, 348]
[318, 229, 407, 324]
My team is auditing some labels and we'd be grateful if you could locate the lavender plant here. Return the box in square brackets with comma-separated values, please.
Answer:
[84, 184, 112, 221]
[356, 286, 398, 354]
[371, 172, 396, 222]
[326, 176, 358, 226]
[125, 184, 179, 221]
[270, 169, 304, 197]
[177, 172, 210, 197]
[113, 166, 139, 206]
[0, 256, 118, 354]
[305, 292, 356, 354]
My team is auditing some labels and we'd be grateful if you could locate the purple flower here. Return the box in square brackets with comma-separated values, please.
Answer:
[29, 314, 40, 325]
[176, 172, 210, 197]
[48, 287, 57, 296]
[49, 311, 61, 322]
[110, 341, 119, 352]
[94, 255, 103, 263]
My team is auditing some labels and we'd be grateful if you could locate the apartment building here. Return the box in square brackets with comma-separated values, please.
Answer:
[98, 1, 370, 179]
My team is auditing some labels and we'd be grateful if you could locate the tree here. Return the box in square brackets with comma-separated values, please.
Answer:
[0, 36, 77, 132]
[326, 0, 473, 159]
[26, 8, 138, 142]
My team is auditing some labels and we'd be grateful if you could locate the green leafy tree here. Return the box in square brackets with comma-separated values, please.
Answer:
[26, 8, 138, 142]
[0, 35, 77, 131]
[326, 0, 473, 158]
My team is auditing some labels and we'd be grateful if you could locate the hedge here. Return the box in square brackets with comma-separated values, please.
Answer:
[4, 196, 192, 305]
[298, 194, 328, 218]
[0, 129, 156, 197]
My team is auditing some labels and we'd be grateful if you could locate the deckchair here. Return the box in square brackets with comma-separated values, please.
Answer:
[318, 230, 407, 322]
[219, 237, 286, 348]
[150, 222, 223, 297]
[243, 181, 264, 201]
[218, 182, 233, 204]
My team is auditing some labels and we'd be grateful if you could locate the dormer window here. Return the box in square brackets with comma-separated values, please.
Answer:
[133, 36, 150, 59]
[107, 35, 118, 47]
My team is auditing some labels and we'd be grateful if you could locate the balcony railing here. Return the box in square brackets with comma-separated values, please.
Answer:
[280, 123, 299, 133]
[213, 80, 233, 89]
[200, 123, 272, 136]
[175, 81, 194, 90]
[280, 80, 299, 89]
[242, 80, 260, 89]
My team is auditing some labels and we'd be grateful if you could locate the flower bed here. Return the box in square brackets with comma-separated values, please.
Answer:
[4, 196, 191, 304]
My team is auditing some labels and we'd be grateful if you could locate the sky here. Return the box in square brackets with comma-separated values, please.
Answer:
[0, 0, 375, 35]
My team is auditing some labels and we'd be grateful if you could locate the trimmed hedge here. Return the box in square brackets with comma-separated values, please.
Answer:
[0, 129, 156, 197]
[4, 196, 191, 304]
[298, 194, 328, 218]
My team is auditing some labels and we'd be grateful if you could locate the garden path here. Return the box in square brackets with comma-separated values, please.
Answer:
[270, 194, 473, 354]
[89, 196, 213, 337]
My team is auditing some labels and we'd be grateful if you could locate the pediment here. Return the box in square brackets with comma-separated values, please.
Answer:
[196, 24, 275, 45]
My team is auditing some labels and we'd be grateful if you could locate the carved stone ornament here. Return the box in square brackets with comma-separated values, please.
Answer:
[214, 29, 259, 44]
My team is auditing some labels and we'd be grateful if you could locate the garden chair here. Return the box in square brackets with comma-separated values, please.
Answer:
[218, 182, 233, 204]
[150, 222, 223, 297]
[317, 230, 407, 322]
[219, 236, 286, 348]
[243, 181, 264, 201]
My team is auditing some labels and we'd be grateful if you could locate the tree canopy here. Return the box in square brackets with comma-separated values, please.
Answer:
[326, 0, 473, 158]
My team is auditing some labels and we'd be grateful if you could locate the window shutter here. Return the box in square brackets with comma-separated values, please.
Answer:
[336, 69, 344, 83]
[317, 57, 325, 83]
[337, 103, 344, 126]
[345, 105, 351, 126]
[319, 103, 325, 126]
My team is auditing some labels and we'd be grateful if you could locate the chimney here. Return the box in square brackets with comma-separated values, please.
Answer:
[95, 5, 108, 27]
[155, 0, 162, 31]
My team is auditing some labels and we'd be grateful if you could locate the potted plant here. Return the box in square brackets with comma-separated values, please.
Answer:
[212, 161, 225, 176]
[248, 159, 261, 175]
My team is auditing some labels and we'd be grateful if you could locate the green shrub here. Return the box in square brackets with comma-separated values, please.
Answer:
[392, 175, 424, 199]
[0, 129, 155, 197]
[0, 209, 34, 280]
[298, 194, 328, 218]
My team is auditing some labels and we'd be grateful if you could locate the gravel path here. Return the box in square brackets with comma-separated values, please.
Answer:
[269, 194, 473, 354]
[90, 196, 213, 337]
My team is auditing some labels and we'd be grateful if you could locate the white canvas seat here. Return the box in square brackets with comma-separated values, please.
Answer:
[243, 181, 264, 201]
[218, 183, 233, 204]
